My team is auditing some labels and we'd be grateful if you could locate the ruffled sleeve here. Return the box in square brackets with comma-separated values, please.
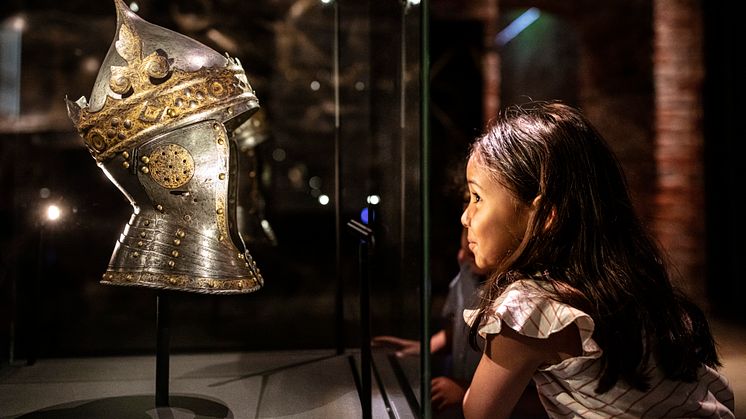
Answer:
[463, 280, 601, 359]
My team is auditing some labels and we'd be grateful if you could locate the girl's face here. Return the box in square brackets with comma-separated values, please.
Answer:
[460, 156, 533, 270]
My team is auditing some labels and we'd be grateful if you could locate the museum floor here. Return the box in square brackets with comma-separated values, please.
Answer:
[1, 318, 744, 419]
[0, 349, 420, 418]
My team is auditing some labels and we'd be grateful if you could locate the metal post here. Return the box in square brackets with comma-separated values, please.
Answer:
[155, 292, 170, 407]
[347, 219, 374, 419]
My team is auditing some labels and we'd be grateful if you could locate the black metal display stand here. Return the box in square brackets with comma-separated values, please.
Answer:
[155, 292, 171, 407]
[347, 218, 375, 419]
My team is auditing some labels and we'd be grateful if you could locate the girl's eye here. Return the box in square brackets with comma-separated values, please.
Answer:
[472, 193, 481, 203]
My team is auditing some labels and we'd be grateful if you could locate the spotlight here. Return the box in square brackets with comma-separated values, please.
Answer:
[46, 205, 61, 222]
[366, 195, 380, 205]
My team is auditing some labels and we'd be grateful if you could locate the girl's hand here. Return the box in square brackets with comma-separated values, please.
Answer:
[371, 335, 420, 357]
[431, 376, 467, 411]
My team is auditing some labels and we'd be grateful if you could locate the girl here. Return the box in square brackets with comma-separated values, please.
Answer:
[460, 101, 734, 418]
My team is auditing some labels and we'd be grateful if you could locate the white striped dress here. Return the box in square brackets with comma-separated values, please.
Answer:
[464, 280, 735, 418]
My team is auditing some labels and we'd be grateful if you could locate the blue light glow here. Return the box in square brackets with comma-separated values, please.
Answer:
[360, 208, 369, 224]
[495, 8, 541, 47]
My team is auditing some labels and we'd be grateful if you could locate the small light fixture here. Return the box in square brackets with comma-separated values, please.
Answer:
[46, 204, 62, 222]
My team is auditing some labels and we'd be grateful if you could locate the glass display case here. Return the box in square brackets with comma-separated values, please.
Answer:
[0, 0, 430, 417]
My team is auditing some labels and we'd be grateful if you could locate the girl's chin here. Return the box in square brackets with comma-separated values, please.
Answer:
[473, 256, 499, 272]
[473, 259, 492, 271]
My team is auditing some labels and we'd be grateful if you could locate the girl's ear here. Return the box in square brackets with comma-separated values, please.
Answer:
[546, 207, 557, 231]
[531, 195, 556, 231]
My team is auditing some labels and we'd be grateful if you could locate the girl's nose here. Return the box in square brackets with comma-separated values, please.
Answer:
[460, 207, 470, 228]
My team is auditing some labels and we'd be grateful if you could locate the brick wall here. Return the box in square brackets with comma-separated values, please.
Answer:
[653, 0, 706, 306]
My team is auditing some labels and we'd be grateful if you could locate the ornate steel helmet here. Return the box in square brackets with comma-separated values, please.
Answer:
[66, 0, 263, 294]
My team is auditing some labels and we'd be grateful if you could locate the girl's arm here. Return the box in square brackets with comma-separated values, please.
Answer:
[463, 324, 580, 419]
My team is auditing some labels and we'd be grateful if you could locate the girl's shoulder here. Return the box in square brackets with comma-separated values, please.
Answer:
[465, 278, 601, 358]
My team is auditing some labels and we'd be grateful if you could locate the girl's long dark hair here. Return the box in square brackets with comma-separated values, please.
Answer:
[467, 101, 720, 393]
